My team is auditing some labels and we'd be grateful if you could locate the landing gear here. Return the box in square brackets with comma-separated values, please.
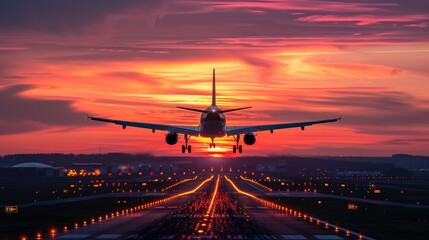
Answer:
[209, 138, 216, 149]
[182, 134, 192, 153]
[233, 135, 243, 154]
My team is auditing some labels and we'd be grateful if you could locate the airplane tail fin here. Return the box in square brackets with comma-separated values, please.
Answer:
[177, 69, 251, 114]
[212, 68, 216, 106]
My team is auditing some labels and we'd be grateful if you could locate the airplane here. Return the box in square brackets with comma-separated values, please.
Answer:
[88, 69, 341, 154]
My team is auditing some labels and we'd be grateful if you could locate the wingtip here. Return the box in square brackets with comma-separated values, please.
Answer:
[338, 115, 342, 121]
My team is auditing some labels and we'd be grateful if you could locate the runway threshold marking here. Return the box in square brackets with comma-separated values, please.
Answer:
[281, 235, 307, 239]
[96, 234, 122, 239]
[59, 234, 90, 238]
[314, 235, 344, 239]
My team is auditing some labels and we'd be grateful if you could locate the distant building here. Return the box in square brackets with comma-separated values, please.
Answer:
[0, 162, 63, 179]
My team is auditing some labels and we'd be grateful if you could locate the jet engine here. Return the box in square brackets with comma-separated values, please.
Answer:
[165, 132, 178, 145]
[243, 133, 256, 145]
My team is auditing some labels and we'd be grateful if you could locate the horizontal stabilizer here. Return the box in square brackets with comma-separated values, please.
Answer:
[177, 106, 208, 113]
[219, 106, 252, 113]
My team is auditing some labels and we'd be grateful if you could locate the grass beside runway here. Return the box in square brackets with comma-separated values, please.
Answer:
[0, 196, 162, 239]
[266, 196, 429, 240]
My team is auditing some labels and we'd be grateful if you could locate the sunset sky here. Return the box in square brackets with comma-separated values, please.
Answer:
[1, 0, 429, 157]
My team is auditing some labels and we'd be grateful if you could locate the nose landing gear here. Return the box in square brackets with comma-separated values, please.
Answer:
[233, 135, 243, 153]
[181, 134, 192, 153]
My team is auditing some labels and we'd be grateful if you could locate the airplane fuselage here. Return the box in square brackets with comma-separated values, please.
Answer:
[199, 106, 226, 137]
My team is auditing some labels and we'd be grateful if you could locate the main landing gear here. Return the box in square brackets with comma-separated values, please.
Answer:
[233, 135, 243, 154]
[209, 138, 216, 149]
[182, 134, 191, 153]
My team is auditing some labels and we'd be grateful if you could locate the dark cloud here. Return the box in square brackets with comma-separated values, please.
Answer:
[0, 0, 168, 34]
[302, 90, 413, 110]
[311, 89, 429, 128]
[0, 84, 90, 135]
[260, 89, 429, 136]
[380, 138, 429, 145]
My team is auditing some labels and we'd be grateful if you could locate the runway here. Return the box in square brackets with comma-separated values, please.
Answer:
[53, 175, 358, 239]
[54, 197, 191, 239]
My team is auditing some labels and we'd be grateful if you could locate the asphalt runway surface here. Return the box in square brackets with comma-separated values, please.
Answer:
[54, 175, 354, 239]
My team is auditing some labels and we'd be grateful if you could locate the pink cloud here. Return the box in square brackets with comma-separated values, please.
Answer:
[405, 22, 429, 28]
[296, 14, 429, 26]
[0, 47, 28, 51]
[182, 0, 398, 13]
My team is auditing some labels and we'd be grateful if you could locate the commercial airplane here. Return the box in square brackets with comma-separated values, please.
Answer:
[89, 69, 341, 153]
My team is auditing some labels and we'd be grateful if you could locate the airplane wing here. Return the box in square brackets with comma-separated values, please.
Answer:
[88, 116, 200, 136]
[226, 117, 341, 136]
